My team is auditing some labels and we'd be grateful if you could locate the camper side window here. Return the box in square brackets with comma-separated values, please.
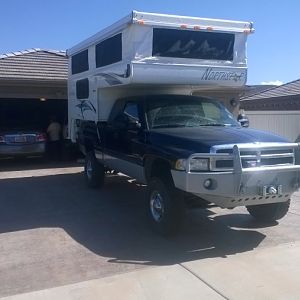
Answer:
[76, 78, 89, 99]
[71, 50, 89, 74]
[95, 33, 122, 68]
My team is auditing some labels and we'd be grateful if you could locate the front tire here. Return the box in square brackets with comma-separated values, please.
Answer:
[146, 177, 185, 236]
[246, 200, 290, 222]
[84, 152, 105, 188]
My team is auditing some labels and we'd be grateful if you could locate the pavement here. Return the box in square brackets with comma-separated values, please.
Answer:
[1, 158, 300, 299]
[2, 242, 300, 300]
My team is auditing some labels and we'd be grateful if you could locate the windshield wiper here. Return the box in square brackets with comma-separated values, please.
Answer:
[152, 124, 185, 129]
[200, 123, 232, 127]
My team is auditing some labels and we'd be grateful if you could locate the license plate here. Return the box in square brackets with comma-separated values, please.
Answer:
[15, 136, 27, 143]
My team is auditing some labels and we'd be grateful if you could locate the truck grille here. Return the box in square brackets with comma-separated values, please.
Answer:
[211, 144, 295, 171]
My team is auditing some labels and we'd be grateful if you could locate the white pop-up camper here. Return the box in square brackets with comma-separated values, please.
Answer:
[67, 11, 254, 139]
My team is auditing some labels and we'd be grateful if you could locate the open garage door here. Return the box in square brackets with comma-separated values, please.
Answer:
[0, 98, 69, 159]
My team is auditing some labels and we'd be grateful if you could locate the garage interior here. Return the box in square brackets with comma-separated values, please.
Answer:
[0, 98, 67, 132]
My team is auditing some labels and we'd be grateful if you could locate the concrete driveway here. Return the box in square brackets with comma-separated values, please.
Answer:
[0, 159, 300, 299]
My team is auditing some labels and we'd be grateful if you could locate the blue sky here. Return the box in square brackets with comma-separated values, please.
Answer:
[1, 0, 299, 85]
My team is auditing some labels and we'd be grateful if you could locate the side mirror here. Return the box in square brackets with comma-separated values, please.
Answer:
[128, 119, 142, 130]
[238, 116, 249, 128]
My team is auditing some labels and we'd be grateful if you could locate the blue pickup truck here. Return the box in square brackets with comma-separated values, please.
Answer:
[78, 94, 300, 235]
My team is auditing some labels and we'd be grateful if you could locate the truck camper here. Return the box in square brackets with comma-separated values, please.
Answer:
[68, 11, 300, 235]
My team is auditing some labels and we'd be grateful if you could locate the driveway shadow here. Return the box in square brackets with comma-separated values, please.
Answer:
[212, 213, 278, 229]
[0, 173, 266, 267]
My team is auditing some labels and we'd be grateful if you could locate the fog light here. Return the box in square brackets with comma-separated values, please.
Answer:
[203, 179, 212, 189]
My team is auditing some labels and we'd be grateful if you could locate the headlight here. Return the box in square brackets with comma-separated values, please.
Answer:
[175, 159, 187, 171]
[175, 157, 210, 171]
[190, 158, 210, 171]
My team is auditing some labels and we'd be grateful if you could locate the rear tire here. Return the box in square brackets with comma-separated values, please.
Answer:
[84, 152, 105, 188]
[146, 177, 185, 236]
[246, 200, 290, 222]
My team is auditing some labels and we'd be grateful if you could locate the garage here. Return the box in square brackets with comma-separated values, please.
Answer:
[0, 98, 67, 132]
[0, 49, 68, 157]
[0, 48, 67, 129]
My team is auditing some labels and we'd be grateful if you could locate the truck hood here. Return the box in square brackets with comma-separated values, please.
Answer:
[149, 126, 289, 157]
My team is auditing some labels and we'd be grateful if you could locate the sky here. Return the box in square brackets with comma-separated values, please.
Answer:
[1, 0, 300, 85]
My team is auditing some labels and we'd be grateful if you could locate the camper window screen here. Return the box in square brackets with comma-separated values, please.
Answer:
[152, 28, 234, 61]
[96, 34, 122, 68]
[72, 50, 89, 74]
[76, 78, 89, 99]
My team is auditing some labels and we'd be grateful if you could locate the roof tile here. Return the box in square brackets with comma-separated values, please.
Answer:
[241, 79, 300, 101]
[0, 49, 67, 81]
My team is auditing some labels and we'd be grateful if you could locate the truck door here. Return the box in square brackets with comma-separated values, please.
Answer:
[104, 100, 145, 179]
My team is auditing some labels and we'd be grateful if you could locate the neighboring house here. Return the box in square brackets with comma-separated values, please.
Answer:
[240, 79, 300, 141]
[242, 84, 275, 98]
[0, 48, 68, 131]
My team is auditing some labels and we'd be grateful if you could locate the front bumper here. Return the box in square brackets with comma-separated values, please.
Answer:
[171, 144, 300, 208]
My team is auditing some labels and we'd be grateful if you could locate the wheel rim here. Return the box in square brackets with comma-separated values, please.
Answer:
[150, 191, 165, 222]
[86, 158, 93, 179]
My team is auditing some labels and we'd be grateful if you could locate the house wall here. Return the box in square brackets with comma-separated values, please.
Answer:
[0, 80, 67, 99]
[246, 110, 300, 142]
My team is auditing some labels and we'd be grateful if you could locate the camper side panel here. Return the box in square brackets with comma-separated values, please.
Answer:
[68, 48, 99, 142]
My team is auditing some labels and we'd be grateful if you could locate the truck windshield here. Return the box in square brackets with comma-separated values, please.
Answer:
[146, 96, 239, 129]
